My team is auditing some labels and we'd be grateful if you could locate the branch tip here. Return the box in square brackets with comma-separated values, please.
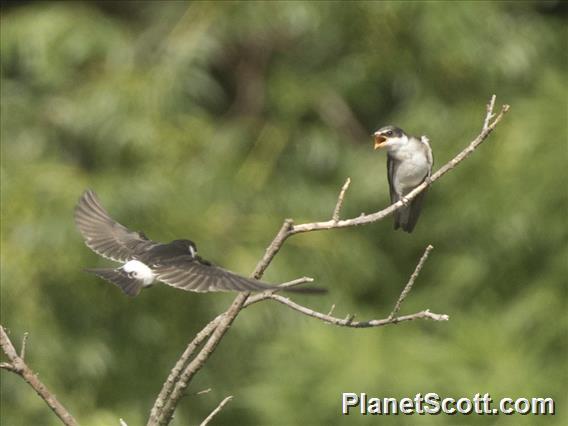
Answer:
[277, 276, 314, 290]
[332, 177, 352, 222]
[327, 304, 336, 316]
[20, 332, 29, 360]
[199, 396, 234, 426]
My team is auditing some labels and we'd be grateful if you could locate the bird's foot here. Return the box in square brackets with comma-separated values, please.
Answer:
[400, 196, 410, 206]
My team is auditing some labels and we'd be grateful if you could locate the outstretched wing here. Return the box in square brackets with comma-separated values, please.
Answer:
[74, 189, 158, 262]
[153, 257, 324, 293]
[153, 258, 279, 292]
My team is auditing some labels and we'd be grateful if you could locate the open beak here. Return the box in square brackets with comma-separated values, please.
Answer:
[373, 133, 387, 150]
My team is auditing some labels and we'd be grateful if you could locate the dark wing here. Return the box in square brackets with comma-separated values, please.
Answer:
[74, 189, 158, 262]
[386, 153, 400, 204]
[387, 153, 404, 230]
[402, 190, 427, 232]
[153, 257, 323, 293]
[153, 258, 279, 292]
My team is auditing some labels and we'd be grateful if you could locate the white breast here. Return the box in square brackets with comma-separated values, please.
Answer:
[123, 260, 155, 286]
[392, 139, 431, 194]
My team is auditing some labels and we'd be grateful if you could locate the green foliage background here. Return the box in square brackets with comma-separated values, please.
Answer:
[1, 1, 566, 425]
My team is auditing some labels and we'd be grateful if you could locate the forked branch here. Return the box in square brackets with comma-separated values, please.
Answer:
[0, 326, 78, 426]
[149, 96, 509, 425]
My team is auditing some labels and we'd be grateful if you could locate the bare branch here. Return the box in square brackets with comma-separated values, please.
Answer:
[147, 277, 313, 424]
[237, 249, 443, 328]
[288, 100, 510, 235]
[148, 96, 507, 425]
[277, 276, 314, 289]
[148, 314, 223, 424]
[266, 295, 448, 327]
[0, 325, 19, 361]
[332, 177, 351, 222]
[252, 219, 294, 279]
[0, 325, 79, 426]
[199, 396, 233, 426]
[483, 94, 496, 130]
[389, 245, 434, 320]
[149, 221, 319, 423]
[154, 294, 248, 425]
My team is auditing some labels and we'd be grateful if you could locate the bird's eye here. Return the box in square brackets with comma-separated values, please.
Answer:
[386, 131, 393, 137]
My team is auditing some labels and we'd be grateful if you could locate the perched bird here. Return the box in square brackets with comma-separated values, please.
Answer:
[75, 190, 325, 296]
[373, 126, 433, 233]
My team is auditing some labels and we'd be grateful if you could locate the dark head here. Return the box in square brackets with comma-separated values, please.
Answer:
[170, 239, 198, 257]
[373, 125, 408, 150]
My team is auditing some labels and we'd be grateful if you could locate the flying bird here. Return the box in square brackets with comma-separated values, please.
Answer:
[75, 190, 325, 296]
[373, 126, 433, 233]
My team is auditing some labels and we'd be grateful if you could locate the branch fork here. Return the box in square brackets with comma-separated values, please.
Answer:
[147, 95, 509, 425]
[0, 326, 78, 426]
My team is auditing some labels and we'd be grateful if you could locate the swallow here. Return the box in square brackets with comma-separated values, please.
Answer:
[373, 125, 433, 233]
[74, 190, 325, 296]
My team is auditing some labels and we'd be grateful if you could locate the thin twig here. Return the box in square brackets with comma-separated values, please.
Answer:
[277, 276, 314, 289]
[0, 326, 79, 426]
[332, 177, 351, 222]
[483, 94, 496, 130]
[389, 245, 434, 320]
[344, 314, 355, 324]
[199, 396, 234, 426]
[252, 219, 295, 279]
[20, 332, 29, 360]
[267, 295, 448, 327]
[327, 304, 336, 316]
